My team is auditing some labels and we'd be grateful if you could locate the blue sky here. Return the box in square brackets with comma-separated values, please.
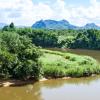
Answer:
[0, 0, 100, 26]
[32, 0, 90, 5]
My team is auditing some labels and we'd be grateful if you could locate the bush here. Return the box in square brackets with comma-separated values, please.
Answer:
[0, 32, 42, 80]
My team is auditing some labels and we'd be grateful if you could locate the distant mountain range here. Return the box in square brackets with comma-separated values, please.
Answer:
[0, 20, 100, 30]
[32, 20, 100, 30]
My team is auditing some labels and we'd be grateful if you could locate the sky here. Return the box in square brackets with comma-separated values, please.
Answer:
[0, 0, 100, 26]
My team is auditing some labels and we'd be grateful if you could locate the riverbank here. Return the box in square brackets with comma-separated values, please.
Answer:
[0, 79, 36, 87]
[0, 74, 97, 87]
[0, 49, 100, 87]
[40, 49, 100, 78]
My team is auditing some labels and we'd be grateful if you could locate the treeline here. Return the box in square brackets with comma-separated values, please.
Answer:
[1, 23, 100, 49]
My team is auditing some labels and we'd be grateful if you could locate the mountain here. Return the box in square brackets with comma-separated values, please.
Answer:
[0, 23, 7, 28]
[82, 23, 100, 29]
[32, 19, 77, 29]
[32, 20, 46, 29]
[32, 19, 100, 30]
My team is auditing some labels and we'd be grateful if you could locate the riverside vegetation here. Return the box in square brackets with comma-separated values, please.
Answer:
[40, 49, 100, 78]
[0, 23, 100, 81]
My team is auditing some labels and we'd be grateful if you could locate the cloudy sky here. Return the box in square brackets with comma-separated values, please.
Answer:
[0, 0, 100, 26]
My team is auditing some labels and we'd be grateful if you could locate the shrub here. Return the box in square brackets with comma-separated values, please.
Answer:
[0, 32, 42, 80]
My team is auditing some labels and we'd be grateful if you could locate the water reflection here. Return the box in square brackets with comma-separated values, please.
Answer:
[40, 76, 100, 100]
[0, 76, 100, 100]
[39, 75, 100, 88]
[0, 83, 43, 100]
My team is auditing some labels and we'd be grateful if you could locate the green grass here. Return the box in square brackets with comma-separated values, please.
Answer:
[39, 49, 100, 78]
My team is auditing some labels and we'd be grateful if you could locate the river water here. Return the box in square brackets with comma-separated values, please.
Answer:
[0, 49, 100, 100]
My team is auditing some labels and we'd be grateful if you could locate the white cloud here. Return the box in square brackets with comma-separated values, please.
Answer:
[0, 0, 100, 26]
[54, 0, 100, 26]
[0, 0, 53, 26]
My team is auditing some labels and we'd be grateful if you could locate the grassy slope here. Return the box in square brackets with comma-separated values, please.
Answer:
[39, 49, 100, 78]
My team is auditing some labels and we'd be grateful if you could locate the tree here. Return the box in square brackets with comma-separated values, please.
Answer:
[2, 22, 15, 32]
[0, 32, 42, 80]
[2, 25, 9, 31]
[9, 22, 15, 29]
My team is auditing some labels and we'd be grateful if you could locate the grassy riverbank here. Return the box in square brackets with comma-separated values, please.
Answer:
[39, 49, 100, 78]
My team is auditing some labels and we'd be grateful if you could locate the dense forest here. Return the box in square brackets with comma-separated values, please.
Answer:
[2, 23, 100, 49]
[0, 23, 100, 80]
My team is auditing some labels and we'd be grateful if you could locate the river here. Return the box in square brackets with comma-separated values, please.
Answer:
[0, 49, 100, 100]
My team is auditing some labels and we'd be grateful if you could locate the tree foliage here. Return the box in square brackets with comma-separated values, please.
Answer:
[2, 22, 15, 32]
[0, 32, 42, 80]
[73, 29, 100, 49]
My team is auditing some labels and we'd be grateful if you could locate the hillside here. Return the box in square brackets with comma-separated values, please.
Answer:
[32, 19, 100, 30]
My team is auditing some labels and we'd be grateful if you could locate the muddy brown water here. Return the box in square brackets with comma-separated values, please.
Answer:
[0, 49, 100, 100]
